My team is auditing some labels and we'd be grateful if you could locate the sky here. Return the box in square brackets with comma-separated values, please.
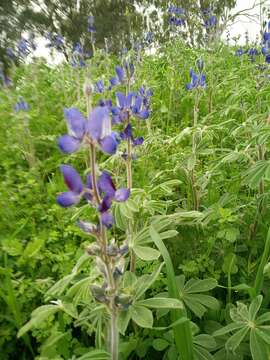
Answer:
[32, 0, 266, 64]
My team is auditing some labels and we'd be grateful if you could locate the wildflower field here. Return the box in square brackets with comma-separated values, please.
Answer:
[2, 2, 270, 360]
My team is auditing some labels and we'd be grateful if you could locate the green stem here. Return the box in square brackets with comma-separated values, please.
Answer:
[254, 227, 270, 297]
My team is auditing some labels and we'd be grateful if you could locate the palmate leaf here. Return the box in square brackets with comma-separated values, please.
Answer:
[214, 296, 270, 359]
[243, 160, 270, 189]
[177, 275, 219, 318]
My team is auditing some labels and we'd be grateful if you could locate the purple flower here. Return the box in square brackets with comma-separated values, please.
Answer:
[186, 68, 206, 90]
[17, 39, 31, 57]
[57, 165, 84, 207]
[120, 123, 144, 147]
[14, 97, 29, 112]
[88, 106, 119, 154]
[58, 108, 87, 153]
[95, 80, 105, 93]
[131, 95, 150, 119]
[138, 86, 153, 108]
[235, 48, 244, 56]
[111, 92, 134, 123]
[204, 15, 217, 28]
[97, 171, 130, 227]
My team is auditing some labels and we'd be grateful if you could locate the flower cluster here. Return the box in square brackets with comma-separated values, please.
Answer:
[70, 42, 90, 68]
[58, 107, 119, 155]
[186, 59, 206, 90]
[14, 97, 29, 112]
[262, 21, 270, 63]
[57, 165, 129, 228]
[45, 33, 65, 51]
[17, 36, 37, 58]
[168, 6, 185, 27]
[202, 7, 217, 29]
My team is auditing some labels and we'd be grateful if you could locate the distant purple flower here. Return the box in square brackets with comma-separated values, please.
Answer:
[138, 86, 153, 108]
[204, 15, 217, 28]
[88, 15, 96, 33]
[17, 39, 30, 57]
[186, 68, 206, 90]
[14, 97, 29, 112]
[111, 92, 134, 123]
[108, 63, 135, 90]
[235, 48, 244, 56]
[266, 54, 270, 64]
[131, 95, 150, 120]
[95, 80, 105, 93]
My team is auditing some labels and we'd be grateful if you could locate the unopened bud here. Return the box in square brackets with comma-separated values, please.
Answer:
[83, 81, 93, 97]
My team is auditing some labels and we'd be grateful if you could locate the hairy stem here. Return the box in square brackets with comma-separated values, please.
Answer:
[191, 90, 200, 211]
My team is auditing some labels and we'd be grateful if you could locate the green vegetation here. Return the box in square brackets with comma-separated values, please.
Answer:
[1, 39, 270, 359]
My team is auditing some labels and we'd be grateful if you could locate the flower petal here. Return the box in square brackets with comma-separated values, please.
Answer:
[99, 194, 113, 213]
[57, 191, 81, 207]
[98, 171, 116, 197]
[133, 137, 144, 146]
[114, 188, 130, 202]
[138, 108, 150, 120]
[88, 106, 109, 140]
[99, 133, 119, 154]
[116, 92, 126, 108]
[64, 108, 86, 139]
[101, 211, 114, 228]
[60, 165, 84, 193]
[58, 135, 81, 153]
[115, 65, 125, 82]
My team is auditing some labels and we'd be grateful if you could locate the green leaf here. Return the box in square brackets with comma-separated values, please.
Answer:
[152, 338, 170, 351]
[77, 350, 110, 360]
[184, 278, 218, 293]
[249, 295, 263, 321]
[134, 262, 164, 299]
[23, 235, 45, 258]
[18, 304, 61, 338]
[130, 305, 153, 328]
[257, 312, 270, 325]
[250, 329, 270, 360]
[118, 310, 131, 335]
[225, 327, 249, 352]
[256, 328, 270, 345]
[150, 225, 194, 360]
[194, 334, 216, 349]
[138, 297, 183, 309]
[213, 323, 244, 337]
[133, 245, 160, 261]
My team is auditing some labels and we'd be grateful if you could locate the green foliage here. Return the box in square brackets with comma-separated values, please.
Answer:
[2, 34, 270, 359]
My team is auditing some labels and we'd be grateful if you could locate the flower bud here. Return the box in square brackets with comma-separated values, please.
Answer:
[83, 81, 93, 97]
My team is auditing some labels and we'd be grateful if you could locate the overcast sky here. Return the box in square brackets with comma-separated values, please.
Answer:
[33, 0, 267, 64]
